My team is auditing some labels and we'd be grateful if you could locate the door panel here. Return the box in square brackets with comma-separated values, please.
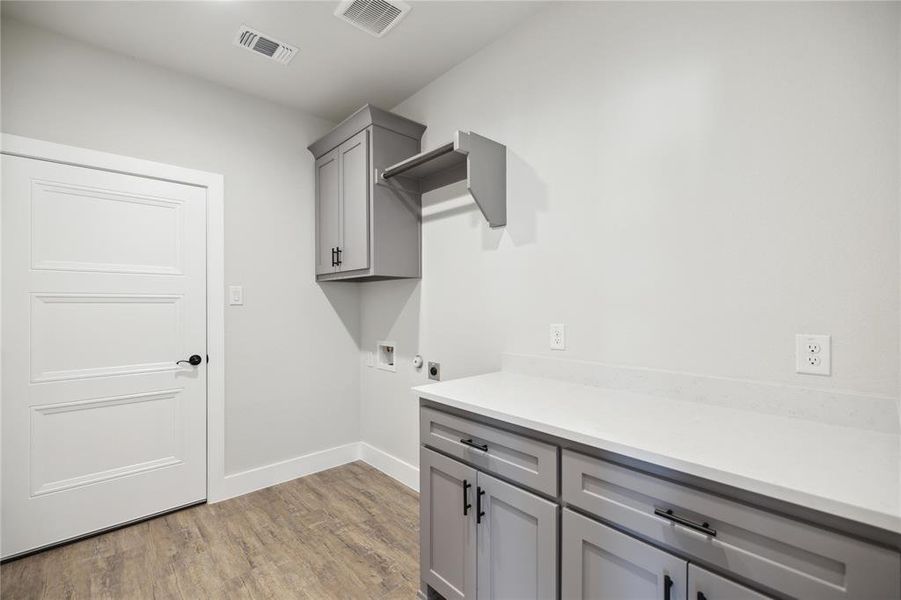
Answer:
[562, 508, 687, 600]
[1, 155, 207, 558]
[476, 472, 557, 600]
[315, 149, 340, 275]
[688, 565, 770, 600]
[338, 129, 369, 272]
[421, 447, 477, 600]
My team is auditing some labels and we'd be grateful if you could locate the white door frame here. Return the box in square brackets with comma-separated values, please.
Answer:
[0, 133, 229, 503]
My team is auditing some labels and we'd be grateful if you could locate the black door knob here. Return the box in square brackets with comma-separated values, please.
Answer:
[177, 354, 203, 366]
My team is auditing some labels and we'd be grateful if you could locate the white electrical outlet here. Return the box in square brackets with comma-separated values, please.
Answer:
[796, 334, 830, 375]
[550, 324, 565, 350]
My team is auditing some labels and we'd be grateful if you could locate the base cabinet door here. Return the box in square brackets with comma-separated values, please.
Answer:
[476, 472, 557, 600]
[562, 509, 686, 600]
[421, 448, 477, 600]
[688, 565, 770, 600]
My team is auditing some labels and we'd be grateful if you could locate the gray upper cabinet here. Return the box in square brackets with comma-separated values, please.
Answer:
[562, 508, 687, 600]
[307, 104, 425, 282]
[421, 447, 477, 600]
[476, 471, 557, 600]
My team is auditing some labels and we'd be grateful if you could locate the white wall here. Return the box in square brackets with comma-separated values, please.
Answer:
[1, 19, 362, 478]
[361, 2, 901, 468]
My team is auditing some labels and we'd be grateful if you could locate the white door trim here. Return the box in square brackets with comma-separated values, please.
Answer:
[1, 133, 228, 503]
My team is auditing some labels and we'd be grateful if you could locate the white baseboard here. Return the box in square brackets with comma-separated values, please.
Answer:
[359, 442, 419, 492]
[217, 441, 361, 502]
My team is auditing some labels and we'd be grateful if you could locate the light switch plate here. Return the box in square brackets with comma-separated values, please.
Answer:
[796, 334, 830, 375]
[229, 285, 244, 306]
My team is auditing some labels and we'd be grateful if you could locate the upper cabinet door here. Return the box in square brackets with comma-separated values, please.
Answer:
[420, 447, 478, 600]
[337, 129, 370, 272]
[688, 565, 771, 600]
[476, 472, 557, 600]
[315, 149, 340, 275]
[562, 508, 687, 600]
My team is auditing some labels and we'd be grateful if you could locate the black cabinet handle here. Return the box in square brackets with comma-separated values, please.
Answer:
[698, 593, 708, 600]
[664, 575, 673, 600]
[335, 247, 342, 266]
[654, 507, 717, 537]
[463, 480, 472, 516]
[476, 487, 485, 524]
[330, 247, 336, 266]
[460, 438, 488, 452]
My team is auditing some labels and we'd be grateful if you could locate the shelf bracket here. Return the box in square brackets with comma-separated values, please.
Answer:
[455, 131, 506, 228]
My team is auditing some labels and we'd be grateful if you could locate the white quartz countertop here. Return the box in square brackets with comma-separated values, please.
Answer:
[414, 371, 901, 535]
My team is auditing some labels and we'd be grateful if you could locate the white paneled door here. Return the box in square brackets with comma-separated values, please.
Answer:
[1, 155, 208, 558]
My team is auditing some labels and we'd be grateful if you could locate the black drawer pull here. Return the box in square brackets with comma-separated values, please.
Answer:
[462, 480, 472, 516]
[664, 575, 673, 600]
[654, 507, 717, 537]
[460, 438, 488, 452]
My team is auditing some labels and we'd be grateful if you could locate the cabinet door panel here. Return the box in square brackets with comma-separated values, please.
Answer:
[338, 129, 369, 272]
[315, 149, 339, 275]
[688, 565, 770, 600]
[421, 447, 477, 600]
[476, 472, 557, 600]
[562, 509, 686, 600]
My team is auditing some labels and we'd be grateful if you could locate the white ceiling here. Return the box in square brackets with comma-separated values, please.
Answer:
[1, 1, 546, 122]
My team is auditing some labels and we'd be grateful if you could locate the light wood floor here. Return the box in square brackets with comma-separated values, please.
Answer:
[1, 462, 420, 599]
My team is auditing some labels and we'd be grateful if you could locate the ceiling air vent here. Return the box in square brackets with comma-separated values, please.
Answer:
[335, 0, 411, 38]
[233, 26, 298, 65]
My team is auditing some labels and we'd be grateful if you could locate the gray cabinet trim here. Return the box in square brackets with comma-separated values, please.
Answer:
[307, 104, 426, 159]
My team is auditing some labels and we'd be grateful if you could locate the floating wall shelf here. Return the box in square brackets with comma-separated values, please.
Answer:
[381, 131, 507, 228]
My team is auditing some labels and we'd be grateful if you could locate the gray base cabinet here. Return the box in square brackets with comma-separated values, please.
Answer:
[420, 447, 558, 600]
[562, 509, 686, 600]
[419, 404, 901, 600]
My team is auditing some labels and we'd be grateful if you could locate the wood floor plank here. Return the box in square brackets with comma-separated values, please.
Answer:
[1, 462, 419, 600]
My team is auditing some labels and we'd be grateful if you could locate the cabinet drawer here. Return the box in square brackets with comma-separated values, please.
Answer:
[562, 450, 900, 600]
[420, 407, 558, 496]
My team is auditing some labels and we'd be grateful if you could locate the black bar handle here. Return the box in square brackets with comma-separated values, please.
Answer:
[460, 438, 488, 452]
[664, 575, 673, 600]
[476, 487, 485, 524]
[698, 593, 708, 600]
[654, 507, 717, 537]
[330, 247, 336, 266]
[463, 480, 472, 516]
[335, 247, 342, 266]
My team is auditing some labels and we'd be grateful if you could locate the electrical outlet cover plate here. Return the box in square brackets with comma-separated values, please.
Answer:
[428, 362, 440, 381]
[550, 324, 565, 350]
[796, 334, 830, 375]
